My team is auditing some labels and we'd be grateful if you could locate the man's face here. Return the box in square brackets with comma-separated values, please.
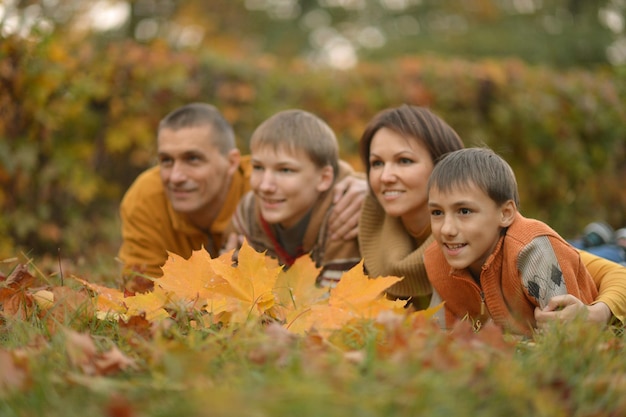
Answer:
[157, 125, 239, 228]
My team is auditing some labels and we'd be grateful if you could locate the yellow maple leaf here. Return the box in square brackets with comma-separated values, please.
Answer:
[328, 260, 403, 309]
[274, 255, 328, 310]
[73, 277, 126, 314]
[286, 261, 405, 336]
[123, 287, 170, 321]
[208, 240, 282, 321]
[157, 249, 228, 308]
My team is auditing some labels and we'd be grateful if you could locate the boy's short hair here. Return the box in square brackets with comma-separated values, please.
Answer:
[250, 109, 339, 178]
[428, 147, 520, 208]
[158, 102, 236, 155]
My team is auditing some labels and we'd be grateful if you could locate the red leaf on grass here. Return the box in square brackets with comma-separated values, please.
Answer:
[0, 264, 35, 303]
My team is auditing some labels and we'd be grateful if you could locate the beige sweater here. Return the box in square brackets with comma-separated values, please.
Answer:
[358, 194, 434, 301]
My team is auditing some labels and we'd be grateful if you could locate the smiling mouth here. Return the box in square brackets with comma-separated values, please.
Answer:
[444, 243, 466, 250]
[261, 197, 286, 205]
[170, 188, 195, 195]
[381, 190, 405, 200]
[444, 243, 467, 249]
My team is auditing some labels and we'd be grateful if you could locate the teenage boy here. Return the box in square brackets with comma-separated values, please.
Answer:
[424, 147, 598, 335]
[226, 109, 361, 287]
[118, 103, 365, 291]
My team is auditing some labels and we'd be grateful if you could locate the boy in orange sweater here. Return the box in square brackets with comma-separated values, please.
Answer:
[424, 147, 598, 335]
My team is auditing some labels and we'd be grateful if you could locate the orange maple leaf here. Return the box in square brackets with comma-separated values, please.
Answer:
[274, 255, 328, 310]
[123, 287, 169, 322]
[273, 255, 329, 326]
[328, 261, 403, 310]
[73, 277, 126, 315]
[157, 249, 229, 306]
[286, 261, 406, 336]
[208, 240, 282, 322]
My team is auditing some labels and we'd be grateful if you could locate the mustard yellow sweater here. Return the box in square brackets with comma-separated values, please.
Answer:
[118, 157, 252, 278]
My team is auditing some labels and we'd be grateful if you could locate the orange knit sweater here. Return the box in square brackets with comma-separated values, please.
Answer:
[424, 212, 598, 335]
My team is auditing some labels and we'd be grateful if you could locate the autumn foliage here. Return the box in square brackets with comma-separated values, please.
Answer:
[1, 33, 625, 262]
[1, 22, 626, 417]
[15, 241, 418, 336]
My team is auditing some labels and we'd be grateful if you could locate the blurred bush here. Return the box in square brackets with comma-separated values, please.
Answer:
[0, 34, 624, 261]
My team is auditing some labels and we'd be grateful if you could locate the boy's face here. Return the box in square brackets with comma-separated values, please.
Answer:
[428, 182, 516, 279]
[368, 127, 435, 234]
[250, 145, 334, 229]
[158, 126, 240, 228]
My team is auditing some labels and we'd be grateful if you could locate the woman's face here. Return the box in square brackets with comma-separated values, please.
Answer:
[368, 127, 435, 234]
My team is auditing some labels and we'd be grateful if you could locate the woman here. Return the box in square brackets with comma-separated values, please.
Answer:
[358, 104, 625, 325]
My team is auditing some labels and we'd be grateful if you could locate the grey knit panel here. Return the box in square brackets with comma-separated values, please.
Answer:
[518, 236, 567, 309]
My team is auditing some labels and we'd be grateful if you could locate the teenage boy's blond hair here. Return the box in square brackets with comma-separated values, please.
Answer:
[250, 109, 339, 178]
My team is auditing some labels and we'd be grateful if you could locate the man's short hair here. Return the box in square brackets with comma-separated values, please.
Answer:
[159, 103, 236, 155]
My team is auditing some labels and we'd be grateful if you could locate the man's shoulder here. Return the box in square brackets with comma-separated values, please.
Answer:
[121, 166, 169, 214]
[123, 166, 164, 200]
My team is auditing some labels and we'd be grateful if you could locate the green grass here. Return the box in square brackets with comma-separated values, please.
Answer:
[2, 252, 625, 416]
[1, 303, 625, 416]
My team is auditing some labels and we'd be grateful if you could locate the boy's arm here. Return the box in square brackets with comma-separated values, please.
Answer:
[535, 295, 611, 325]
[328, 161, 367, 241]
[535, 250, 626, 325]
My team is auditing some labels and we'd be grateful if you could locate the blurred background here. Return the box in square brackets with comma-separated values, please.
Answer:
[1, 0, 625, 276]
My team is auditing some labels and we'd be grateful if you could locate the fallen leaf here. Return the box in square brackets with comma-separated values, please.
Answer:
[73, 277, 126, 314]
[287, 262, 405, 336]
[32, 289, 55, 310]
[123, 287, 170, 322]
[0, 349, 30, 396]
[0, 264, 35, 303]
[157, 249, 228, 305]
[209, 240, 282, 320]
[328, 261, 403, 309]
[274, 255, 328, 311]
[94, 345, 138, 375]
[64, 328, 99, 374]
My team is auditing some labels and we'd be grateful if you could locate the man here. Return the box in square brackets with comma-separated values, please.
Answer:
[118, 103, 366, 292]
